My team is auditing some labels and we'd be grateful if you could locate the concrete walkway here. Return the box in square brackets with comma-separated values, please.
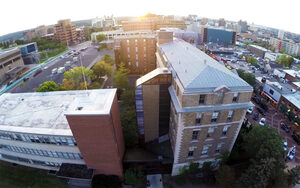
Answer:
[147, 174, 163, 188]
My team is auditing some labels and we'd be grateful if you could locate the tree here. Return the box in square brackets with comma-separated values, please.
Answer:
[288, 165, 300, 186]
[92, 61, 112, 78]
[246, 56, 258, 66]
[276, 54, 294, 67]
[101, 54, 115, 65]
[237, 126, 286, 187]
[124, 168, 143, 185]
[216, 165, 235, 188]
[36, 81, 59, 92]
[113, 62, 129, 91]
[216, 151, 230, 165]
[96, 34, 107, 43]
[237, 69, 256, 86]
[60, 67, 94, 90]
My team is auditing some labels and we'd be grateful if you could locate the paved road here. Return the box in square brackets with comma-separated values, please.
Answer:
[9, 42, 113, 93]
[246, 94, 300, 164]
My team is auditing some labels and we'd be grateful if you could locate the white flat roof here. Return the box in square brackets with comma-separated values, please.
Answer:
[0, 89, 116, 136]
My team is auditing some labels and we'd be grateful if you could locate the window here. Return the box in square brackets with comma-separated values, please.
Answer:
[199, 95, 206, 104]
[207, 127, 214, 138]
[128, 62, 131, 66]
[192, 131, 199, 140]
[222, 126, 229, 136]
[195, 113, 202, 125]
[216, 143, 223, 153]
[143, 39, 146, 43]
[136, 62, 139, 67]
[269, 89, 274, 95]
[136, 54, 138, 60]
[233, 93, 238, 102]
[227, 111, 233, 122]
[126, 40, 129, 45]
[211, 112, 219, 123]
[128, 54, 130, 58]
[135, 39, 138, 45]
[144, 47, 146, 51]
[127, 47, 130, 53]
[217, 92, 224, 104]
[144, 54, 146, 58]
[188, 147, 195, 157]
[201, 146, 209, 155]
[135, 46, 138, 52]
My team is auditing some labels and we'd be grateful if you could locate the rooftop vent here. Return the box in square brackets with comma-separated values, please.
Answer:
[77, 107, 83, 111]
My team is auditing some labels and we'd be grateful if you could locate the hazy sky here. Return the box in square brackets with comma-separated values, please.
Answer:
[1, 0, 300, 36]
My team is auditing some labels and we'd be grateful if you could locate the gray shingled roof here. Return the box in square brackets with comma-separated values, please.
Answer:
[159, 38, 252, 93]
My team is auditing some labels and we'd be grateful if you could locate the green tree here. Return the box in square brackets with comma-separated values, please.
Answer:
[124, 168, 143, 185]
[237, 69, 256, 86]
[276, 54, 294, 67]
[216, 165, 235, 188]
[188, 162, 200, 173]
[113, 62, 129, 91]
[287, 165, 300, 186]
[96, 34, 107, 43]
[92, 61, 113, 78]
[36, 81, 59, 92]
[60, 67, 94, 90]
[216, 151, 230, 165]
[101, 54, 115, 65]
[246, 56, 258, 66]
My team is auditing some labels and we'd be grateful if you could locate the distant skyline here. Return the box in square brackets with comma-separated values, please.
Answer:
[1, 0, 300, 36]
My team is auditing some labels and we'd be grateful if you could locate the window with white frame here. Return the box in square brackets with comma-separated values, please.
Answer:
[188, 147, 195, 157]
[211, 112, 219, 123]
[136, 61, 139, 67]
[201, 145, 209, 155]
[217, 92, 224, 104]
[192, 131, 199, 140]
[128, 54, 130, 58]
[222, 126, 229, 136]
[233, 92, 239, 103]
[126, 40, 130, 45]
[199, 95, 206, 104]
[195, 113, 202, 125]
[144, 47, 146, 51]
[143, 39, 146, 43]
[135, 39, 138, 45]
[135, 46, 138, 52]
[215, 143, 223, 153]
[127, 47, 130, 53]
[136, 54, 138, 60]
[227, 111, 233, 122]
[128, 62, 131, 66]
[207, 127, 214, 138]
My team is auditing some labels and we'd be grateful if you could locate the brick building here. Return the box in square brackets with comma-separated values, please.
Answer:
[0, 89, 124, 177]
[114, 34, 156, 75]
[54, 19, 77, 44]
[136, 31, 253, 175]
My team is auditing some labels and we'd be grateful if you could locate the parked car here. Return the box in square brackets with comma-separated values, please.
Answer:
[57, 67, 65, 74]
[247, 107, 253, 114]
[292, 131, 300, 145]
[51, 68, 58, 74]
[23, 77, 29, 82]
[280, 122, 290, 133]
[283, 141, 288, 151]
[33, 69, 42, 77]
[257, 107, 266, 116]
[287, 146, 296, 160]
[259, 118, 266, 126]
[7, 80, 14, 86]
[253, 113, 259, 121]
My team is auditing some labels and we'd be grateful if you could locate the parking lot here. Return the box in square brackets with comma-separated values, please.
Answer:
[246, 94, 300, 163]
[7, 42, 113, 93]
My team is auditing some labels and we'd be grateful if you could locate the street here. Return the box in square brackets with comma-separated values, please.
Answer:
[246, 94, 300, 164]
[8, 42, 114, 93]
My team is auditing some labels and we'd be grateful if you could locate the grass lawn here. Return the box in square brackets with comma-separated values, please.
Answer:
[0, 161, 67, 188]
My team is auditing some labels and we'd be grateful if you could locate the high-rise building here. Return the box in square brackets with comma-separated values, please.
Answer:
[237, 20, 248, 33]
[54, 19, 77, 44]
[35, 25, 47, 38]
[136, 31, 253, 175]
[269, 37, 300, 56]
[278, 30, 285, 40]
[218, 18, 226, 27]
[0, 89, 125, 177]
[114, 34, 156, 74]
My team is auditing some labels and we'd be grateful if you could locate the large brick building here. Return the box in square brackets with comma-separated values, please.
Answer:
[0, 89, 124, 177]
[136, 31, 253, 175]
[54, 19, 77, 44]
[114, 34, 156, 75]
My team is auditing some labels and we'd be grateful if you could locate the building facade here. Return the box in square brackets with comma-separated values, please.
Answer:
[0, 89, 124, 177]
[202, 27, 236, 44]
[247, 44, 268, 59]
[0, 48, 24, 83]
[54, 20, 77, 44]
[269, 37, 300, 56]
[136, 31, 253, 175]
[114, 34, 156, 74]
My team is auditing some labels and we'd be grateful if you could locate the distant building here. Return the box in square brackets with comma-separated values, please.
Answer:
[54, 19, 77, 44]
[114, 34, 156, 75]
[200, 18, 208, 25]
[202, 27, 236, 44]
[269, 37, 300, 56]
[237, 20, 248, 33]
[91, 30, 153, 43]
[41, 33, 55, 40]
[0, 48, 24, 83]
[35, 25, 47, 38]
[76, 27, 89, 41]
[0, 89, 125, 177]
[92, 16, 117, 28]
[218, 18, 226, 27]
[247, 44, 268, 59]
[19, 42, 39, 64]
[278, 30, 285, 40]
[279, 92, 300, 125]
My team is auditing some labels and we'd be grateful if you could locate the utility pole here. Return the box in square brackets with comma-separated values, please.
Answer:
[80, 55, 88, 90]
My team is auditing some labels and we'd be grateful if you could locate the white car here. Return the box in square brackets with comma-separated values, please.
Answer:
[287, 146, 296, 160]
[259, 118, 266, 126]
[247, 107, 253, 114]
[51, 68, 57, 74]
[283, 141, 288, 151]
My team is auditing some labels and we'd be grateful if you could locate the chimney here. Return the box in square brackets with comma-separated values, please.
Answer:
[158, 30, 173, 44]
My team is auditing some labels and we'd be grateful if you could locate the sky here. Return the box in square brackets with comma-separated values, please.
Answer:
[0, 0, 300, 36]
